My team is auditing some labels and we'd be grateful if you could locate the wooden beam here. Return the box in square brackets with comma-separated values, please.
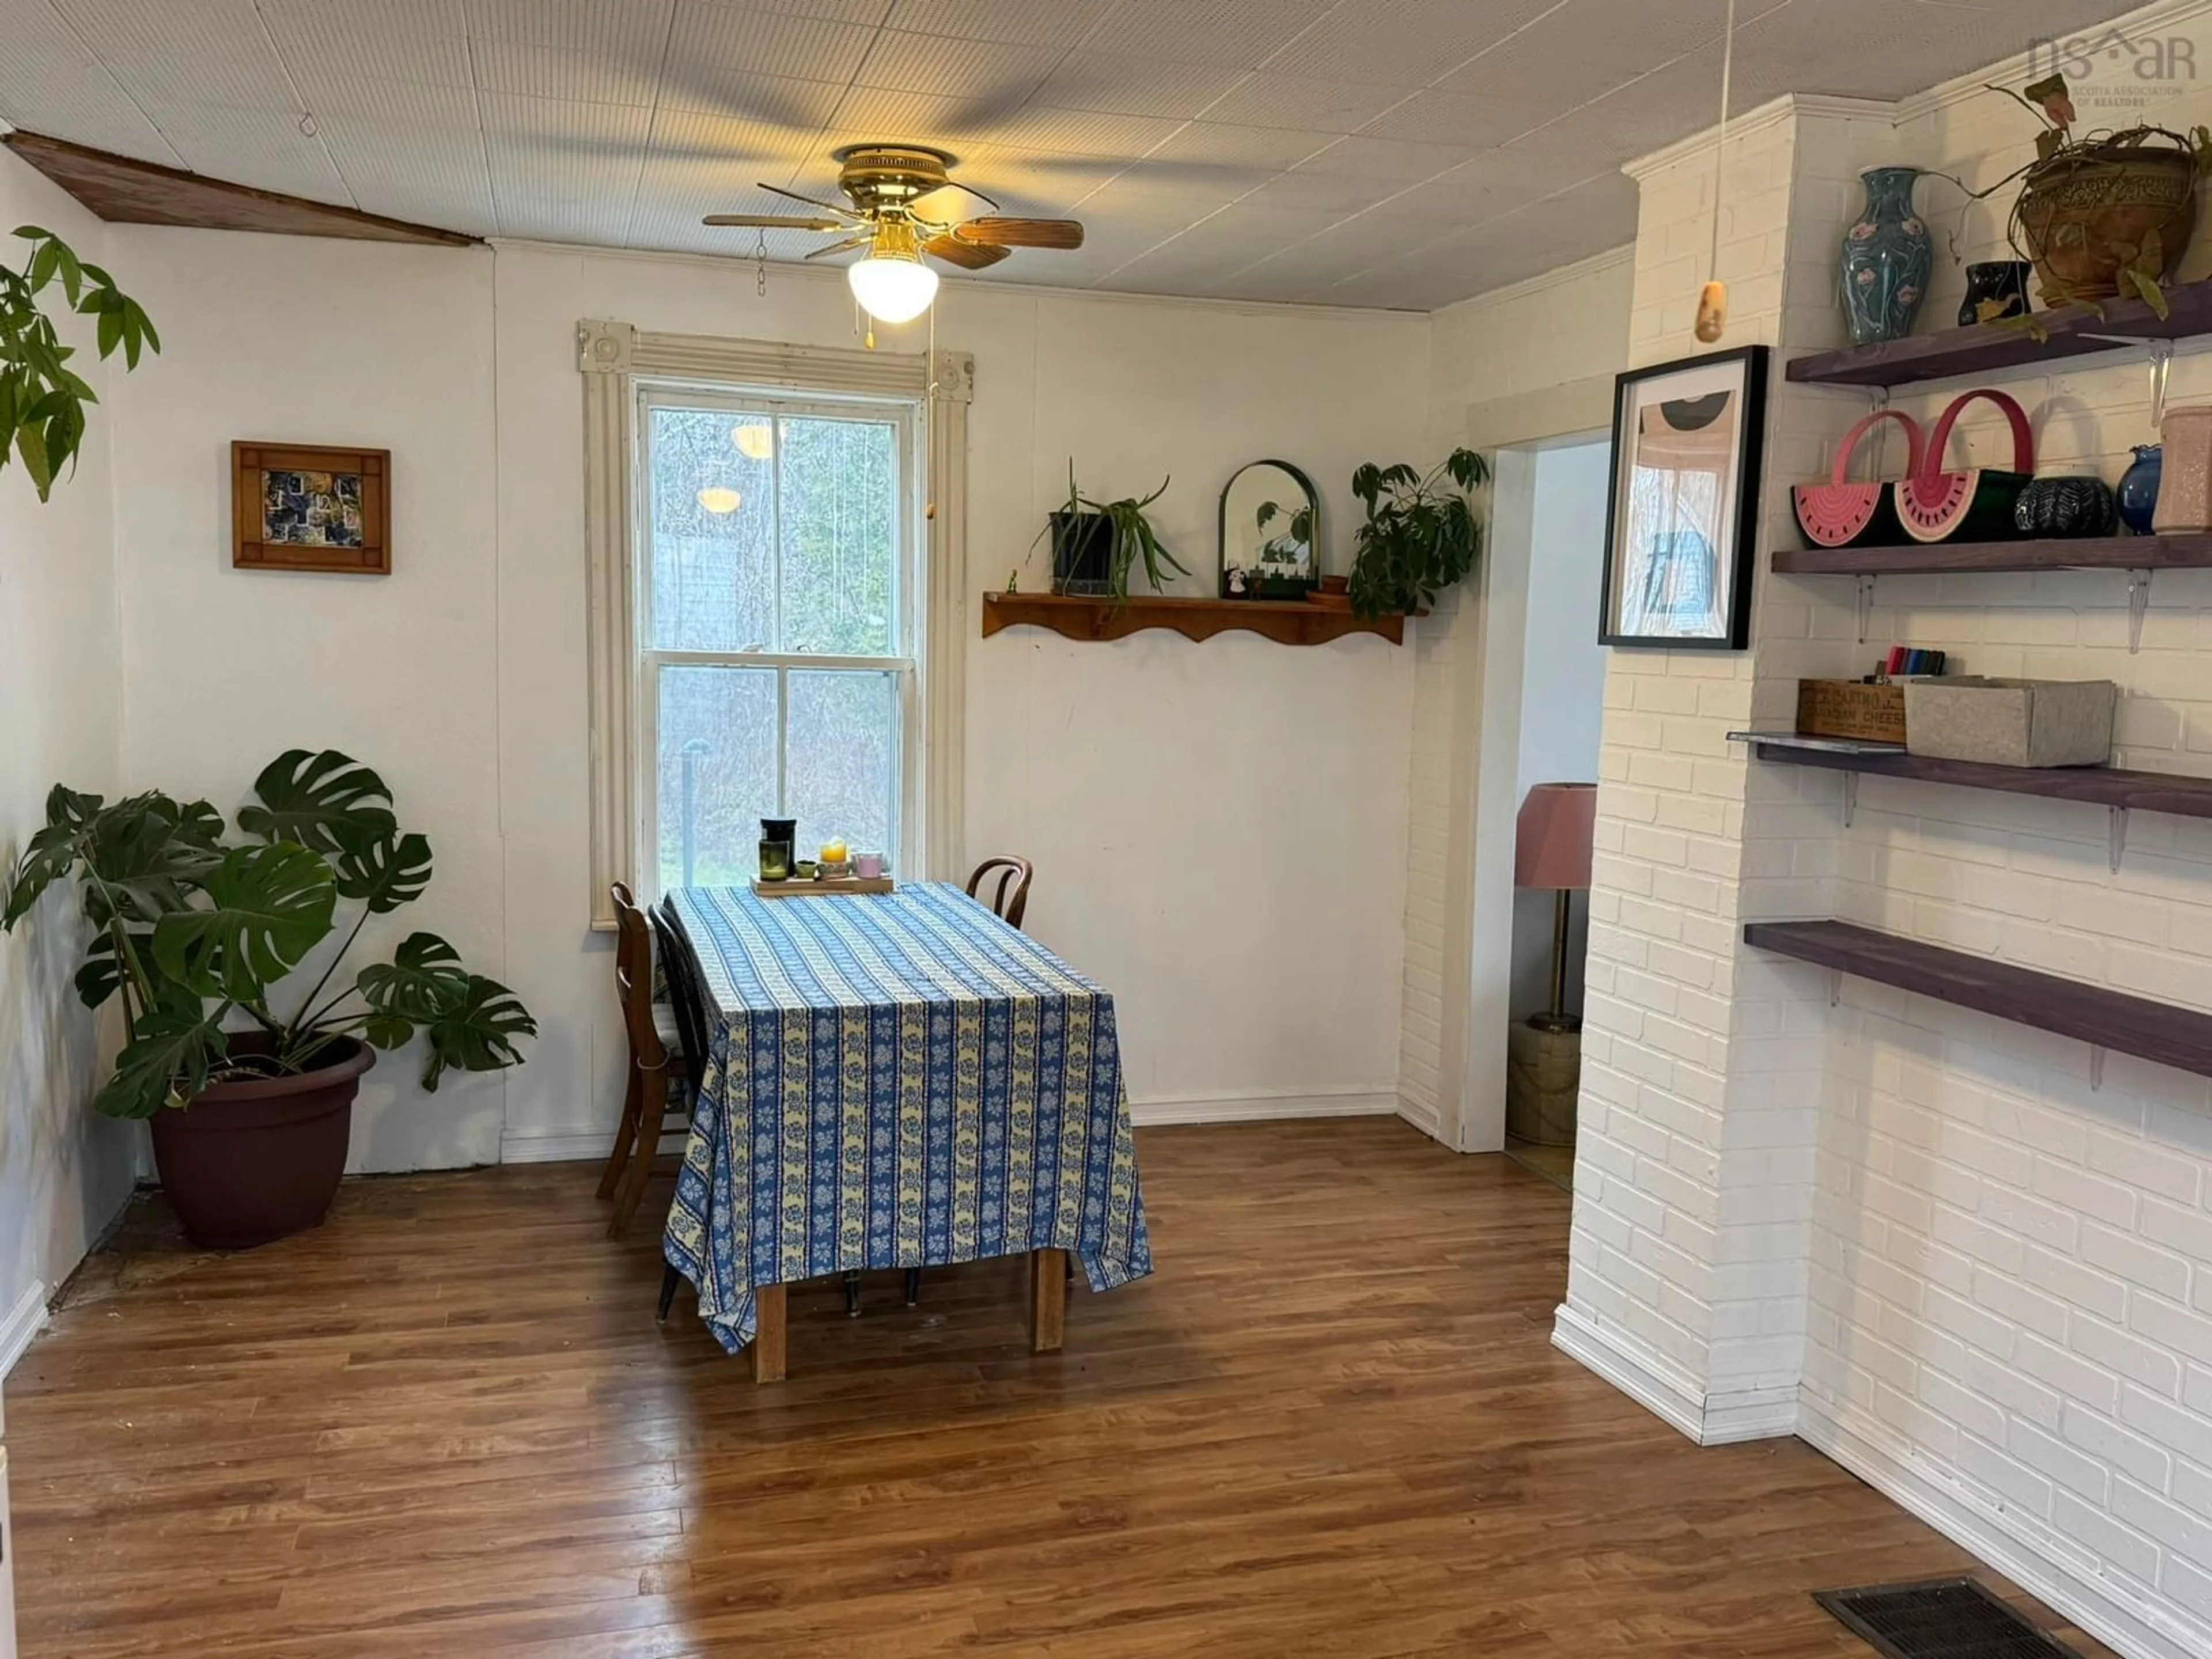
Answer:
[1, 130, 475, 247]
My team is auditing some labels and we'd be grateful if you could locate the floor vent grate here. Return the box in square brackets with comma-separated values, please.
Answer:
[1813, 1578, 2083, 1659]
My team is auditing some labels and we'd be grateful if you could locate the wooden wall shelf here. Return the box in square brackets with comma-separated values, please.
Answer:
[1785, 275, 2212, 388]
[1745, 918, 2212, 1081]
[1752, 743, 2212, 822]
[980, 592, 1406, 646]
[1772, 534, 2212, 576]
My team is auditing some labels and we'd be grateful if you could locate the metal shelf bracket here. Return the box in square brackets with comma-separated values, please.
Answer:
[2128, 569, 2152, 653]
[1857, 574, 1876, 645]
[1840, 771, 1859, 828]
[2110, 806, 2130, 874]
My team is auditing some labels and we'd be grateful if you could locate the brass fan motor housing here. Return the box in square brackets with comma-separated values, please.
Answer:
[832, 144, 958, 218]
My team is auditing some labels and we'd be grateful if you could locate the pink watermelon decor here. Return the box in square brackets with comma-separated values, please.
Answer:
[1895, 388, 2035, 544]
[1793, 407, 1926, 548]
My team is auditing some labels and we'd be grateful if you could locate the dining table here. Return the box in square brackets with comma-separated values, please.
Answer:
[660, 880, 1154, 1380]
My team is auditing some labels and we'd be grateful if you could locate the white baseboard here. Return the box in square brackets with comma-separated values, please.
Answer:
[1396, 1094, 1442, 1142]
[0, 1282, 48, 1382]
[498, 1127, 685, 1165]
[1551, 1303, 1798, 1446]
[1127, 1089, 1397, 1127]
[1798, 1398, 2205, 1659]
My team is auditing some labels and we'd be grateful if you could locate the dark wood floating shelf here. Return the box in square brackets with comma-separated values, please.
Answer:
[1772, 533, 2212, 575]
[1786, 274, 2212, 388]
[1746, 918, 2212, 1081]
[980, 592, 1406, 646]
[1752, 743, 2212, 820]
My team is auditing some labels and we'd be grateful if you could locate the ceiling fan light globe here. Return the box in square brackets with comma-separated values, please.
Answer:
[848, 255, 938, 324]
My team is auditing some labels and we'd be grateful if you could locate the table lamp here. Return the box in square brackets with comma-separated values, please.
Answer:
[1514, 782, 1597, 1033]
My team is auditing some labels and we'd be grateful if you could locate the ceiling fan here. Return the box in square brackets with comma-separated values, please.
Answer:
[704, 144, 1085, 323]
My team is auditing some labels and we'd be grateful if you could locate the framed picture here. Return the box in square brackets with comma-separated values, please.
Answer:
[1597, 346, 1767, 649]
[232, 441, 390, 574]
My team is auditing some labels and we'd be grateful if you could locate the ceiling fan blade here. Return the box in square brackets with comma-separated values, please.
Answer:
[759, 181, 861, 218]
[703, 213, 849, 231]
[954, 217, 1085, 250]
[803, 232, 877, 260]
[924, 234, 1011, 271]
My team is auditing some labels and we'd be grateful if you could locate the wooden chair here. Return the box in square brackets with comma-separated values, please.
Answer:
[603, 885, 693, 1239]
[966, 855, 1034, 930]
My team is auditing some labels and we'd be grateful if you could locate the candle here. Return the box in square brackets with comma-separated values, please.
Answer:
[820, 838, 848, 865]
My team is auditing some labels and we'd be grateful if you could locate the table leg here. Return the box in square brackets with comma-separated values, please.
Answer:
[1028, 1248, 1067, 1354]
[752, 1283, 787, 1384]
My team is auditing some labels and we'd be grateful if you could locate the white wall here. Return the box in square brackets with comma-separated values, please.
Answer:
[1509, 438, 1609, 1021]
[1431, 10, 2212, 1653]
[1399, 248, 1633, 1147]
[103, 232, 1432, 1167]
[0, 150, 136, 1368]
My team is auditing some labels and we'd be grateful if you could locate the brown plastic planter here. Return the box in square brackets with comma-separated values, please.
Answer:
[149, 1036, 374, 1249]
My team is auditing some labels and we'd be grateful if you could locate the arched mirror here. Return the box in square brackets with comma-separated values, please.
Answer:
[1218, 460, 1320, 599]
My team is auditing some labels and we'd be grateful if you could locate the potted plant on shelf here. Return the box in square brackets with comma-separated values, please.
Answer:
[3, 749, 536, 1249]
[1347, 448, 1490, 619]
[1991, 74, 2211, 316]
[2, 225, 161, 501]
[1041, 461, 1188, 600]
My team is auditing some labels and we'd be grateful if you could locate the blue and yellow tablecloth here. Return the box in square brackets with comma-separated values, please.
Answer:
[661, 881, 1153, 1354]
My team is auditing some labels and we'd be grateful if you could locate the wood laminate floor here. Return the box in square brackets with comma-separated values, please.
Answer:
[6, 1119, 2113, 1658]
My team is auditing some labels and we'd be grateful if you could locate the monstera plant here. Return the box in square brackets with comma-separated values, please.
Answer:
[3, 750, 534, 1247]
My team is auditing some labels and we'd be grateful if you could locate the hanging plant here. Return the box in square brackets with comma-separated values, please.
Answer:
[0, 225, 161, 502]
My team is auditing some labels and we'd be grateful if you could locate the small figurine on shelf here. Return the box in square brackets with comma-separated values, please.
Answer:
[1226, 566, 1251, 597]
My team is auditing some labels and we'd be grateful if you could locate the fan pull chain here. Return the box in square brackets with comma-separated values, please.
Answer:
[753, 229, 768, 297]
[1694, 0, 1739, 343]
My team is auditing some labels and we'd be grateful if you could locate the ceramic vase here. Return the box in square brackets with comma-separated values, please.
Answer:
[2154, 408, 2212, 533]
[1957, 260, 2033, 327]
[2118, 445, 2164, 535]
[1839, 166, 1933, 346]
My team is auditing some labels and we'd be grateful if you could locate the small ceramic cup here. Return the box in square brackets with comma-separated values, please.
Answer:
[854, 851, 885, 879]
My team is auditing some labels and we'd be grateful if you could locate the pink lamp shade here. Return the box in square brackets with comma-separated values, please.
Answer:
[1514, 782, 1596, 891]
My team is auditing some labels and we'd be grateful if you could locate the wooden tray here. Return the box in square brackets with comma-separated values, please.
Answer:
[751, 875, 895, 899]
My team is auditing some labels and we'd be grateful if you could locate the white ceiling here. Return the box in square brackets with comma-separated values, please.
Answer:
[0, 0, 2141, 310]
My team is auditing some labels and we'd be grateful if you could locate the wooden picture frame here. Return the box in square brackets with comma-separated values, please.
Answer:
[232, 441, 390, 574]
[1597, 345, 1768, 650]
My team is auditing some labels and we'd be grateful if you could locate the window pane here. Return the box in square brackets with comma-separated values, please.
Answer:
[786, 669, 896, 859]
[648, 408, 773, 653]
[779, 416, 896, 657]
[657, 665, 777, 889]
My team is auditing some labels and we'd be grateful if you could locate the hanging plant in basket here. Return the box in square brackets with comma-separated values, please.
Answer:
[1996, 74, 2212, 319]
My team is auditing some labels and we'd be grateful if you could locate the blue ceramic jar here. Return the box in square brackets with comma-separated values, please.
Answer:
[1839, 166, 1933, 346]
[2118, 445, 2163, 534]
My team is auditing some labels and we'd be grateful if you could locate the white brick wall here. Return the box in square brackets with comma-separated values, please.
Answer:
[1427, 15, 2212, 1652]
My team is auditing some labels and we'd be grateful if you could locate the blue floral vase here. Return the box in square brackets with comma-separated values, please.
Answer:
[1839, 166, 1933, 346]
[2118, 445, 2163, 534]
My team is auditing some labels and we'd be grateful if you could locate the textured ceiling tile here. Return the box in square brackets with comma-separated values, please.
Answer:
[670, 3, 881, 82]
[1147, 120, 1327, 171]
[1359, 89, 1559, 148]
[298, 77, 480, 127]
[1291, 134, 1481, 181]
[463, 0, 674, 52]
[656, 65, 848, 128]
[1081, 0, 1343, 69]
[853, 29, 1060, 101]
[472, 40, 665, 104]
[949, 145, 1127, 213]
[262, 0, 474, 89]
[884, 0, 1101, 48]
[1197, 71, 1411, 135]
[136, 100, 351, 198]
[0, 1, 176, 160]
[986, 104, 1185, 160]
[815, 84, 1013, 151]
[646, 106, 824, 174]
[1026, 52, 1251, 120]
[51, 0, 297, 112]
[1263, 0, 1553, 86]
[1233, 168, 1410, 216]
